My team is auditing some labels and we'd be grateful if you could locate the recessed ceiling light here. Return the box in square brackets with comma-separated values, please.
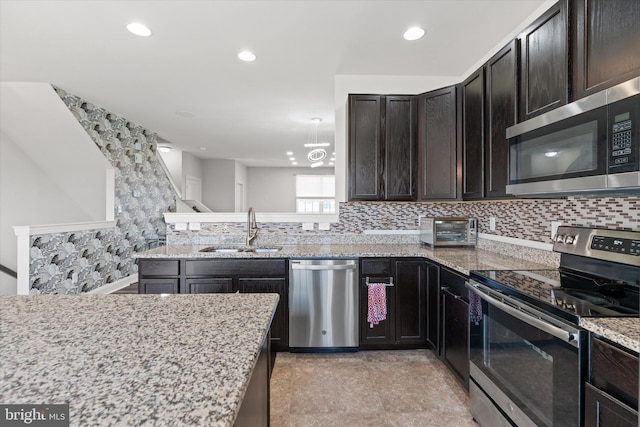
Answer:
[329, 157, 335, 161]
[127, 22, 152, 37]
[292, 162, 298, 165]
[403, 26, 425, 41]
[311, 117, 322, 124]
[286, 151, 293, 156]
[304, 142, 330, 148]
[329, 162, 334, 166]
[200, 147, 207, 151]
[310, 161, 324, 168]
[238, 51, 256, 62]
[289, 157, 295, 161]
[157, 146, 172, 153]
[545, 151, 558, 157]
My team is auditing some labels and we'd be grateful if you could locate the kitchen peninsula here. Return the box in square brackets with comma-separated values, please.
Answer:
[0, 293, 278, 426]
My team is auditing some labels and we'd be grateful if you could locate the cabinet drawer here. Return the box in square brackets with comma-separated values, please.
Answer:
[440, 268, 468, 300]
[139, 278, 179, 294]
[138, 259, 180, 277]
[186, 259, 286, 276]
[585, 383, 638, 427]
[361, 258, 392, 276]
[591, 336, 639, 409]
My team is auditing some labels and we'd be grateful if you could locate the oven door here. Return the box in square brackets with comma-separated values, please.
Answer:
[467, 281, 586, 427]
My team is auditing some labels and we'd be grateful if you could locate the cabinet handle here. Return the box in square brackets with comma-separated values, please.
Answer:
[365, 277, 394, 286]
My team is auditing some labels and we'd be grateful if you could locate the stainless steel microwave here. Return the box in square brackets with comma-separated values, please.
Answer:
[505, 77, 640, 197]
[420, 217, 477, 247]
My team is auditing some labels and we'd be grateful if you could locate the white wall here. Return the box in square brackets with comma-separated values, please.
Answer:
[0, 82, 112, 295]
[202, 159, 236, 211]
[334, 75, 460, 203]
[247, 167, 334, 212]
[235, 162, 247, 212]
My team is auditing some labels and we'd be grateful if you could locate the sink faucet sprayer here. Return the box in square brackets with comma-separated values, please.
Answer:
[246, 207, 258, 246]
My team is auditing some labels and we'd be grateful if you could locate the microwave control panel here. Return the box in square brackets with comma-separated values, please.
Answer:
[608, 95, 638, 173]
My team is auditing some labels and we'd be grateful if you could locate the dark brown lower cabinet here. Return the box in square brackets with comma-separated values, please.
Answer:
[586, 336, 639, 427]
[238, 278, 288, 350]
[138, 278, 179, 294]
[359, 258, 426, 349]
[137, 258, 288, 350]
[440, 268, 469, 389]
[425, 261, 440, 351]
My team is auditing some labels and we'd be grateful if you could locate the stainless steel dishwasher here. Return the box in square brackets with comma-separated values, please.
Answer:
[289, 259, 359, 350]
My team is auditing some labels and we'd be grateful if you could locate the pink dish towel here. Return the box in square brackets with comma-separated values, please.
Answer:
[367, 283, 387, 327]
[469, 290, 482, 324]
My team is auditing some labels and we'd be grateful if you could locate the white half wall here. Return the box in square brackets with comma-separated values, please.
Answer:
[334, 75, 460, 203]
[247, 167, 334, 212]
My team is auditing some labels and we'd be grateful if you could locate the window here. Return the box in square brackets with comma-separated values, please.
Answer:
[295, 175, 336, 213]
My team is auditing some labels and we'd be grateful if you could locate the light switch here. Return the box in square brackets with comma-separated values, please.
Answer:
[489, 217, 496, 231]
[302, 223, 314, 231]
[174, 222, 187, 231]
[551, 221, 562, 238]
[318, 223, 330, 231]
[188, 222, 201, 231]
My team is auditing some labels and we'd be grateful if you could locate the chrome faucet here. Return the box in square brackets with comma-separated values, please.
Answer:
[246, 207, 258, 247]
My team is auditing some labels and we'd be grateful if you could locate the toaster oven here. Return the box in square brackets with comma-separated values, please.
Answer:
[420, 217, 477, 247]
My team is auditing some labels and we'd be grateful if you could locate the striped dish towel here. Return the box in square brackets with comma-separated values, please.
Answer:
[367, 283, 387, 327]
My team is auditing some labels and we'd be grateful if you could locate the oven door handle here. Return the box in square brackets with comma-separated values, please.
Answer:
[466, 281, 581, 349]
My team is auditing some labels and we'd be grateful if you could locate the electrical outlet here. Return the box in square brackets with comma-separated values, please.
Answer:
[418, 215, 426, 227]
[551, 221, 562, 238]
[318, 223, 330, 231]
[302, 223, 314, 231]
[489, 217, 496, 231]
[174, 222, 188, 231]
[188, 222, 201, 231]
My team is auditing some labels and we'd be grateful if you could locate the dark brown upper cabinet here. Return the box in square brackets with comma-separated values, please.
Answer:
[417, 85, 461, 200]
[348, 94, 416, 201]
[462, 68, 485, 200]
[518, 1, 569, 121]
[484, 40, 518, 199]
[571, 0, 640, 100]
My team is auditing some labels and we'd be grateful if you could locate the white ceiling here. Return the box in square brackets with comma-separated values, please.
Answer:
[0, 0, 547, 167]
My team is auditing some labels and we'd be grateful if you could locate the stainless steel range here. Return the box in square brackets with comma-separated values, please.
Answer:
[467, 226, 639, 427]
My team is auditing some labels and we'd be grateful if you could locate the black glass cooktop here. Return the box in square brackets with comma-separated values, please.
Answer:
[470, 269, 640, 324]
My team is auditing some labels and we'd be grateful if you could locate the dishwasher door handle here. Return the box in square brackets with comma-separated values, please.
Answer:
[290, 262, 357, 271]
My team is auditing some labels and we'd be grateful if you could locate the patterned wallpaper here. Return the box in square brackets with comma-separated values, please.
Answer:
[28, 87, 176, 294]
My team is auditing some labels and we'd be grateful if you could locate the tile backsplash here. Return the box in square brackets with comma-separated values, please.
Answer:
[168, 196, 639, 247]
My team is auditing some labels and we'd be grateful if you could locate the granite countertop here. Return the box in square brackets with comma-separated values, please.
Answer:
[0, 293, 279, 426]
[134, 243, 552, 275]
[580, 317, 640, 353]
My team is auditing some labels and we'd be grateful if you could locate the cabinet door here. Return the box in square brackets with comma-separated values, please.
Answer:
[462, 68, 485, 200]
[348, 95, 383, 200]
[485, 40, 517, 199]
[238, 278, 288, 349]
[384, 96, 416, 200]
[394, 259, 426, 344]
[425, 261, 440, 351]
[519, 1, 569, 121]
[442, 289, 469, 389]
[572, 0, 640, 100]
[360, 276, 395, 347]
[139, 278, 179, 294]
[584, 383, 639, 427]
[417, 86, 459, 200]
[183, 278, 233, 294]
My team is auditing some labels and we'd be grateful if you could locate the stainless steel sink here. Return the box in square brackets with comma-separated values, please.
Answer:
[199, 245, 282, 253]
[249, 247, 282, 253]
[199, 246, 244, 253]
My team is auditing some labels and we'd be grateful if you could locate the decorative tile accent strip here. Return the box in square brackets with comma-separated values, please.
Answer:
[28, 88, 176, 294]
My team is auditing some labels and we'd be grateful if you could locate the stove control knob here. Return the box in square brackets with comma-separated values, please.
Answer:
[565, 235, 575, 244]
[556, 234, 566, 243]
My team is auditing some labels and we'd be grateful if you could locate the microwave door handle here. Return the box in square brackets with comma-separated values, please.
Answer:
[465, 282, 580, 349]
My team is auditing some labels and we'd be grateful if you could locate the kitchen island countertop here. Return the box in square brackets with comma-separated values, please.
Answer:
[0, 293, 278, 426]
[134, 243, 552, 276]
[580, 317, 640, 353]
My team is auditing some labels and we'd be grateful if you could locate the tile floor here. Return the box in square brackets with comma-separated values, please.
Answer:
[270, 349, 477, 427]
